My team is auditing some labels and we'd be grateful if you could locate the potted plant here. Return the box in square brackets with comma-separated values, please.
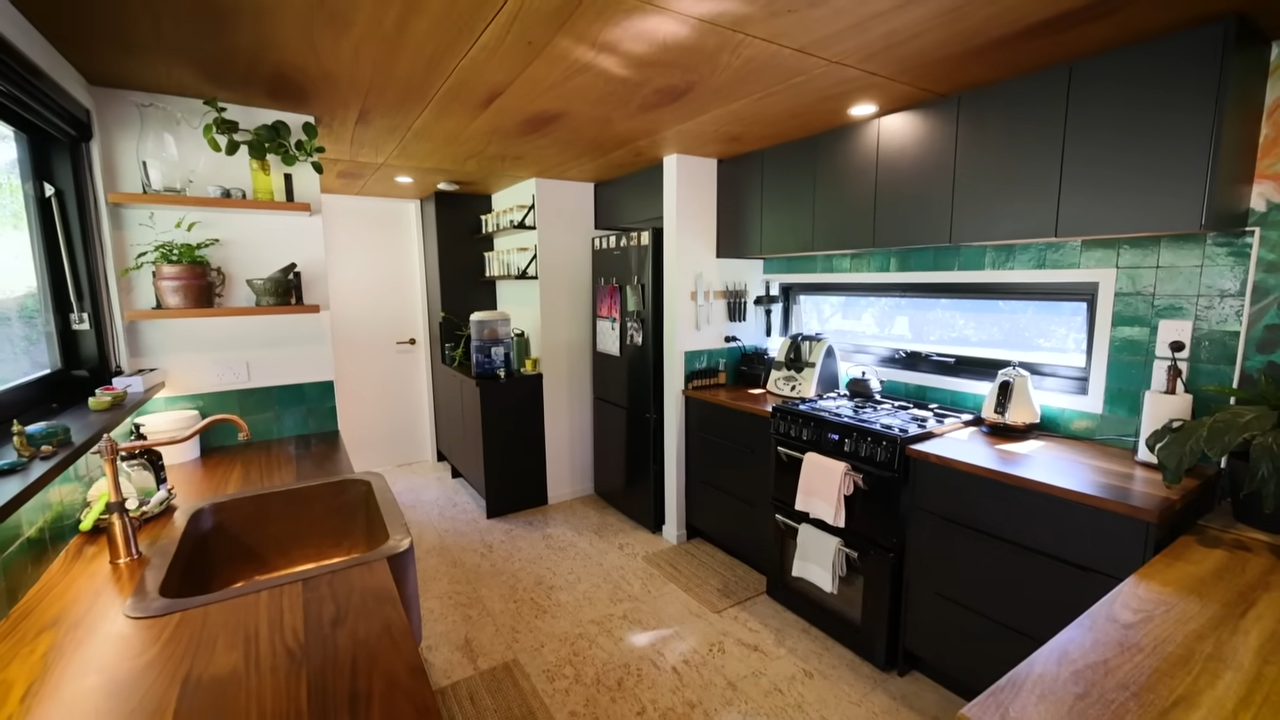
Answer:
[1146, 374, 1280, 532]
[200, 98, 325, 201]
[122, 213, 224, 309]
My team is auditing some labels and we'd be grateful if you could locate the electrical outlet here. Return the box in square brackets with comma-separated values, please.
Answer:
[213, 361, 249, 386]
[1154, 320, 1192, 359]
[1150, 359, 1190, 394]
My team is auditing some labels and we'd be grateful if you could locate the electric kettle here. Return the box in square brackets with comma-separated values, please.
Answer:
[981, 362, 1041, 435]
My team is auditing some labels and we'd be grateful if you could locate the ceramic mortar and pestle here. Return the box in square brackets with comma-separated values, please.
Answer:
[245, 262, 297, 306]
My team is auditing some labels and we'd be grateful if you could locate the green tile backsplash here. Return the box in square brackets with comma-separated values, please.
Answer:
[131, 381, 338, 448]
[752, 231, 1255, 446]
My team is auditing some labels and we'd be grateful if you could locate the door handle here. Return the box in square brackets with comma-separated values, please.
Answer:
[396, 338, 417, 346]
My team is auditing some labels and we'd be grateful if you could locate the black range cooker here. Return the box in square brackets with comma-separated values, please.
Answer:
[768, 392, 976, 669]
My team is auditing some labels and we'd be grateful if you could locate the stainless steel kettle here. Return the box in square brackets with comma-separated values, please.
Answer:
[981, 362, 1041, 435]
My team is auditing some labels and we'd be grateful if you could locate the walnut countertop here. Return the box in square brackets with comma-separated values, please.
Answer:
[682, 385, 786, 417]
[959, 526, 1280, 719]
[0, 433, 439, 720]
[907, 427, 1216, 524]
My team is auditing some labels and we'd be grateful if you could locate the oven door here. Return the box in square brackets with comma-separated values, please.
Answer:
[768, 504, 900, 670]
[771, 437, 902, 550]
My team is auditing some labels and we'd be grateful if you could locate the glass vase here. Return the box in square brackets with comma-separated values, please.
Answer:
[136, 102, 193, 195]
[249, 158, 274, 201]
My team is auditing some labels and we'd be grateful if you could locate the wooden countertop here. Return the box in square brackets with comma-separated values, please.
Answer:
[682, 386, 786, 418]
[907, 427, 1215, 524]
[960, 526, 1280, 719]
[0, 433, 440, 720]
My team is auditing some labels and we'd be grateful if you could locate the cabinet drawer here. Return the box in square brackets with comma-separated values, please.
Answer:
[907, 510, 1118, 642]
[911, 460, 1147, 578]
[686, 398, 771, 453]
[904, 588, 1039, 698]
[688, 481, 771, 573]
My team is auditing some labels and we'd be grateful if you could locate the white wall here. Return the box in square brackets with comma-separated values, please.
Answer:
[92, 88, 333, 394]
[661, 154, 765, 544]
[533, 178, 598, 503]
[491, 180, 542, 356]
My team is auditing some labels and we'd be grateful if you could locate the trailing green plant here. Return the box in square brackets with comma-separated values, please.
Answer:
[441, 312, 471, 367]
[121, 213, 220, 275]
[200, 98, 325, 174]
[1146, 373, 1280, 510]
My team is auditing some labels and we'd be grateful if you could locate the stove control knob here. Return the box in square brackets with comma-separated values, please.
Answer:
[843, 438, 853, 453]
[875, 445, 892, 462]
[789, 422, 800, 438]
[856, 442, 870, 457]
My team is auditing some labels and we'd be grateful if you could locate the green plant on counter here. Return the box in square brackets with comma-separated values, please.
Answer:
[1146, 373, 1280, 510]
[121, 213, 220, 275]
[200, 98, 326, 174]
[441, 312, 470, 368]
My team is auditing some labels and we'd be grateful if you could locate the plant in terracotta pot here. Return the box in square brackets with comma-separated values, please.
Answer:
[1146, 373, 1280, 533]
[200, 98, 325, 202]
[122, 213, 224, 309]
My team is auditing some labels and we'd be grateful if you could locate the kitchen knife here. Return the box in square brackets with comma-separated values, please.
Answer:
[695, 272, 705, 330]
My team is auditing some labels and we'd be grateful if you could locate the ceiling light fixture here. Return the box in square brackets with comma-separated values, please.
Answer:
[847, 104, 879, 117]
[436, 181, 460, 192]
[394, 175, 414, 184]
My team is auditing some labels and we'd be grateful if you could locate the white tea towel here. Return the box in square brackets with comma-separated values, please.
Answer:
[794, 452, 859, 527]
[791, 523, 847, 594]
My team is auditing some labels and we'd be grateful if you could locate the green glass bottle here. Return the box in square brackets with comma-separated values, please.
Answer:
[249, 158, 274, 201]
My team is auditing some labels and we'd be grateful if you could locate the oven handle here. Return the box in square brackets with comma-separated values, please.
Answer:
[774, 514, 859, 564]
[776, 446, 806, 461]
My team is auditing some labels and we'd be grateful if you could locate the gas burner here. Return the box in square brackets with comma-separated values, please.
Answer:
[778, 392, 977, 442]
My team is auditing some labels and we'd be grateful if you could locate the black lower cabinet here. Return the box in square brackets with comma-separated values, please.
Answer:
[684, 398, 773, 573]
[434, 364, 548, 518]
[902, 459, 1156, 700]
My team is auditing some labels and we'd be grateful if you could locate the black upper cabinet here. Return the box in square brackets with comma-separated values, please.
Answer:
[874, 97, 958, 248]
[717, 152, 763, 258]
[1057, 19, 1267, 237]
[813, 120, 878, 252]
[952, 67, 1069, 244]
[761, 136, 817, 256]
[595, 163, 663, 229]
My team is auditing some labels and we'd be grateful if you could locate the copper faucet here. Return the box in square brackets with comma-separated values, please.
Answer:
[93, 414, 251, 564]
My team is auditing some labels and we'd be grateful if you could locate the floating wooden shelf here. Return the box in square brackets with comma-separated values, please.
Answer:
[107, 193, 312, 215]
[475, 225, 536, 240]
[481, 275, 539, 281]
[123, 305, 321, 321]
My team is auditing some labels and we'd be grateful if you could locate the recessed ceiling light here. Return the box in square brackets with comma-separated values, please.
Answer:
[847, 104, 879, 117]
[436, 181, 460, 192]
[394, 175, 414, 184]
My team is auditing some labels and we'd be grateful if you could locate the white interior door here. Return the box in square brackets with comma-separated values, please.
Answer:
[323, 194, 434, 470]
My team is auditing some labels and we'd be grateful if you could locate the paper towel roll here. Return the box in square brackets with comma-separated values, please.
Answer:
[1136, 390, 1194, 465]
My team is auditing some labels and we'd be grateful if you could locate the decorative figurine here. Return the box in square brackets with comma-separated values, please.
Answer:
[12, 420, 38, 460]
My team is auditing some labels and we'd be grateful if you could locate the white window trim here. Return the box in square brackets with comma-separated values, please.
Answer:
[765, 268, 1118, 413]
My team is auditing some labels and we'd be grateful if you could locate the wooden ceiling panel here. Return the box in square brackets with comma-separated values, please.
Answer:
[386, 0, 832, 177]
[642, 0, 1280, 94]
[557, 63, 936, 181]
[12, 0, 506, 163]
[357, 165, 524, 200]
[14, 0, 1280, 197]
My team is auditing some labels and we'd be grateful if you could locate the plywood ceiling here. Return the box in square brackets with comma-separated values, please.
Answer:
[14, 0, 1280, 198]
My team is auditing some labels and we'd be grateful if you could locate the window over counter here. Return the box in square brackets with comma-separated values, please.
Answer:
[783, 281, 1099, 396]
[0, 33, 115, 422]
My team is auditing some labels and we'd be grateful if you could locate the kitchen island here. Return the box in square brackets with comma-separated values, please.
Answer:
[0, 433, 439, 720]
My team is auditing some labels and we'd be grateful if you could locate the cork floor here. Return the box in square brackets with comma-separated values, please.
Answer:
[383, 462, 965, 720]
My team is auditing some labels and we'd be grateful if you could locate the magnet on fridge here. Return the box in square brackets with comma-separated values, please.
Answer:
[609, 236, 617, 248]
[626, 318, 643, 346]
[593, 237, 600, 249]
[639, 231, 649, 246]
[620, 236, 628, 247]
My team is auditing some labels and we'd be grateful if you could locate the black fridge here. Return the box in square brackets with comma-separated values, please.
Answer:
[592, 229, 663, 531]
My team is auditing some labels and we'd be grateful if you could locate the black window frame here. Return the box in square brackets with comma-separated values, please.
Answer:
[781, 281, 1099, 395]
[0, 33, 117, 423]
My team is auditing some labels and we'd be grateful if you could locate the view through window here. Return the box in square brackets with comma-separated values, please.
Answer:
[0, 121, 59, 391]
[793, 293, 1091, 367]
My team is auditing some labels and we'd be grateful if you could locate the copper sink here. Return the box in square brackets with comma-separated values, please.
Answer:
[125, 473, 419, 638]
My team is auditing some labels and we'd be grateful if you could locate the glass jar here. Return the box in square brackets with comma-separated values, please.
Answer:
[136, 102, 194, 195]
[249, 158, 274, 201]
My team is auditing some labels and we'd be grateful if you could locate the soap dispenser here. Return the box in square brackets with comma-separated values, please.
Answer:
[119, 423, 168, 497]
